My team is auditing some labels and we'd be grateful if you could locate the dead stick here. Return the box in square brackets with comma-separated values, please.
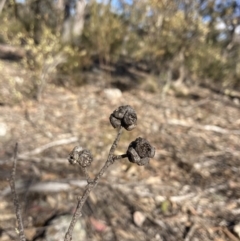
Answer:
[9, 143, 26, 241]
[64, 127, 126, 241]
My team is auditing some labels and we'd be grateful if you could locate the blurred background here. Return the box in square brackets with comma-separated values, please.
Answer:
[2, 0, 240, 91]
[0, 0, 240, 241]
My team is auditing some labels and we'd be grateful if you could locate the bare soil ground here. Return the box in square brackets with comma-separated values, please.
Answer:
[0, 59, 240, 241]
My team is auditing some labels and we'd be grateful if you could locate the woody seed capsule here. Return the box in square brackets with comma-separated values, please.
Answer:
[127, 137, 155, 166]
[109, 105, 137, 131]
[68, 146, 93, 168]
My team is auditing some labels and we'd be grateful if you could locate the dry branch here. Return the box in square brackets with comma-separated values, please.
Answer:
[184, 223, 199, 241]
[167, 119, 240, 135]
[19, 137, 78, 158]
[0, 44, 25, 60]
[1, 180, 87, 197]
[9, 143, 26, 241]
[64, 127, 125, 241]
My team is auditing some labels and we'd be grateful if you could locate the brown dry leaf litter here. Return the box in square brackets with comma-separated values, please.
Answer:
[0, 60, 240, 241]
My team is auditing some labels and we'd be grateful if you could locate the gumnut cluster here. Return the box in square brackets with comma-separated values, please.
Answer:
[68, 146, 93, 168]
[109, 105, 137, 131]
[127, 137, 155, 166]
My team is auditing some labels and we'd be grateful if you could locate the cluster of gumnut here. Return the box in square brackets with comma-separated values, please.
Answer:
[68, 105, 155, 167]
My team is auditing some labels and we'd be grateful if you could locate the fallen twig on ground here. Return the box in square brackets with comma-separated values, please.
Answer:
[19, 137, 78, 157]
[167, 119, 240, 135]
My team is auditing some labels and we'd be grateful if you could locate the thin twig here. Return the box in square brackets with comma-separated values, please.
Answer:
[64, 127, 126, 241]
[19, 137, 78, 157]
[167, 119, 240, 135]
[212, 227, 240, 241]
[1, 180, 87, 197]
[184, 223, 198, 241]
[9, 143, 26, 241]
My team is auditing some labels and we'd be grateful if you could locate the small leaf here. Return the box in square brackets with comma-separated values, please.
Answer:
[161, 200, 170, 214]
[133, 211, 146, 227]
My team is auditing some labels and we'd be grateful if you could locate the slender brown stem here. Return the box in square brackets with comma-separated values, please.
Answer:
[113, 153, 128, 160]
[9, 143, 26, 241]
[64, 127, 124, 241]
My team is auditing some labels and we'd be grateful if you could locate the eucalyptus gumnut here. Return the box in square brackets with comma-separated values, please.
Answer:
[109, 105, 137, 131]
[68, 146, 93, 168]
[127, 137, 155, 166]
